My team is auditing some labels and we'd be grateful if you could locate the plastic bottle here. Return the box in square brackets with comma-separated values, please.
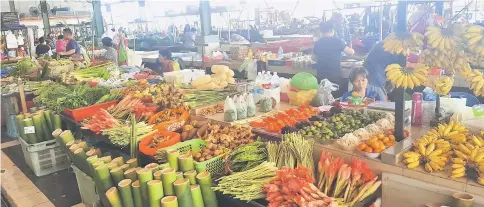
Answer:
[278, 47, 284, 58]
[270, 72, 280, 88]
[255, 72, 263, 87]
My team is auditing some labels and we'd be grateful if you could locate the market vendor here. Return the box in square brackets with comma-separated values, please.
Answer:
[313, 21, 355, 98]
[158, 49, 174, 73]
[35, 37, 52, 57]
[57, 28, 80, 58]
[341, 68, 386, 102]
[101, 37, 118, 65]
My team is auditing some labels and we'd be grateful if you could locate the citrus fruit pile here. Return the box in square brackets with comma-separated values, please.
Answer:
[358, 129, 409, 153]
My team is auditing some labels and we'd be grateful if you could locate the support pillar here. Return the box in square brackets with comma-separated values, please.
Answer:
[394, 0, 408, 142]
[9, 0, 15, 12]
[40, 0, 50, 36]
[199, 0, 212, 36]
[92, 0, 104, 37]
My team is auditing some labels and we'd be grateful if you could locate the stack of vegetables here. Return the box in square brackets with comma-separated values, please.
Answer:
[191, 65, 235, 89]
[249, 106, 318, 133]
[227, 140, 268, 172]
[33, 83, 119, 112]
[65, 62, 116, 83]
[316, 152, 381, 206]
[264, 166, 338, 207]
[54, 129, 218, 207]
[184, 90, 239, 108]
[16, 109, 62, 144]
[266, 133, 314, 172]
[109, 95, 157, 121]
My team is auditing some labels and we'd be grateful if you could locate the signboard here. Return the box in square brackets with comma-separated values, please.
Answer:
[344, 3, 360, 9]
[1, 12, 19, 28]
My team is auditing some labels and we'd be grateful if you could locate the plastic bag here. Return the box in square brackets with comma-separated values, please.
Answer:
[310, 79, 339, 107]
[260, 96, 273, 112]
[423, 87, 437, 101]
[236, 95, 248, 119]
[224, 96, 237, 122]
[246, 93, 256, 117]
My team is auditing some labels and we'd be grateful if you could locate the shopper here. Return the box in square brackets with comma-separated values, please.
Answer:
[312, 21, 355, 98]
[35, 37, 51, 57]
[183, 28, 197, 47]
[101, 37, 118, 65]
[341, 68, 386, 102]
[57, 28, 80, 57]
[330, 12, 352, 47]
[158, 49, 174, 73]
[55, 35, 67, 54]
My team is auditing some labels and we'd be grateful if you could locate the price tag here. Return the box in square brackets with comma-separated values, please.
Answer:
[24, 126, 35, 134]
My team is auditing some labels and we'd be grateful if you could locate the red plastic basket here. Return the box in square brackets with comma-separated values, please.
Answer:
[63, 100, 118, 122]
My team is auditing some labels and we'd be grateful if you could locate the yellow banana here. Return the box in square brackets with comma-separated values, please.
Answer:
[407, 161, 420, 169]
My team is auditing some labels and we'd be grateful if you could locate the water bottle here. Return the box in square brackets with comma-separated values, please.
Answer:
[255, 72, 263, 87]
[411, 92, 423, 126]
[270, 72, 280, 88]
[278, 47, 284, 58]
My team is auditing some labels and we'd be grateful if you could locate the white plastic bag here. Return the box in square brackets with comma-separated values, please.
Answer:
[310, 79, 339, 107]
[246, 93, 256, 117]
[224, 96, 237, 122]
[236, 94, 248, 119]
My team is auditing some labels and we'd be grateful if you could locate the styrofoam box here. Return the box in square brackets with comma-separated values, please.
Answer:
[19, 137, 70, 177]
[72, 164, 100, 207]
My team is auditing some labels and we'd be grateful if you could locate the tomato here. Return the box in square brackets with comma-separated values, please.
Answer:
[250, 121, 266, 127]
[276, 120, 286, 128]
[266, 123, 279, 132]
[263, 116, 277, 123]
[285, 108, 299, 116]
[276, 113, 289, 119]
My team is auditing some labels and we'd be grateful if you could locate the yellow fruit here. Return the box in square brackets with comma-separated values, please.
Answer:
[452, 167, 466, 174]
[407, 161, 420, 169]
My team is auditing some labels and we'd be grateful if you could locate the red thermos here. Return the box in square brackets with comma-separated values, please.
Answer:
[411, 92, 423, 126]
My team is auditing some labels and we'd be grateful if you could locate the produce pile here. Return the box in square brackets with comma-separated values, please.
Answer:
[1, 81, 45, 95]
[54, 129, 219, 207]
[267, 133, 314, 172]
[109, 95, 156, 121]
[228, 140, 267, 172]
[33, 83, 118, 112]
[403, 121, 484, 185]
[9, 58, 40, 77]
[250, 105, 318, 133]
[180, 120, 209, 141]
[316, 152, 381, 206]
[152, 84, 186, 109]
[264, 166, 338, 207]
[65, 62, 117, 83]
[82, 109, 119, 134]
[191, 142, 230, 162]
[102, 120, 153, 148]
[185, 90, 238, 108]
[191, 65, 235, 89]
[357, 129, 407, 154]
[200, 124, 254, 150]
[16, 109, 62, 144]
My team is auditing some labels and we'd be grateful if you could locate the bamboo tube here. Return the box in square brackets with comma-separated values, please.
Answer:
[110, 167, 125, 185]
[118, 179, 135, 207]
[59, 130, 75, 145]
[106, 162, 118, 171]
[66, 140, 75, 150]
[124, 168, 137, 182]
[73, 148, 88, 173]
[16, 114, 25, 139]
[176, 172, 184, 180]
[53, 114, 62, 130]
[77, 141, 89, 152]
[178, 154, 195, 172]
[137, 168, 153, 207]
[132, 180, 143, 207]
[145, 163, 159, 173]
[173, 178, 193, 207]
[106, 187, 123, 207]
[51, 128, 62, 139]
[120, 164, 130, 171]
[93, 148, 102, 157]
[159, 163, 170, 170]
[196, 172, 218, 207]
[95, 164, 114, 192]
[101, 155, 112, 163]
[112, 157, 125, 166]
[148, 180, 164, 207]
[22, 118, 37, 144]
[43, 110, 53, 132]
[167, 150, 180, 171]
[69, 144, 80, 154]
[37, 111, 52, 140]
[161, 196, 179, 207]
[32, 114, 45, 142]
[92, 160, 105, 169]
[126, 158, 138, 168]
[86, 155, 99, 178]
[190, 185, 204, 207]
[184, 170, 197, 185]
[86, 148, 96, 157]
[161, 196, 178, 207]
[161, 168, 177, 196]
[153, 170, 162, 180]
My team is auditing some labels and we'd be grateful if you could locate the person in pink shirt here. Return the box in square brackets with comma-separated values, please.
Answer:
[55, 34, 67, 53]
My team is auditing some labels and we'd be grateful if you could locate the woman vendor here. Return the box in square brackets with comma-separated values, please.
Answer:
[341, 68, 387, 102]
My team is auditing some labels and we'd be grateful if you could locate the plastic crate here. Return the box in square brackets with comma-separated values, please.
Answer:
[72, 164, 100, 207]
[63, 100, 118, 122]
[19, 136, 70, 177]
[160, 139, 227, 177]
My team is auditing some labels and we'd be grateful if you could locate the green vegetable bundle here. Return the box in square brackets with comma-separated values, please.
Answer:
[213, 162, 277, 201]
[267, 133, 314, 171]
[101, 121, 153, 148]
[10, 58, 39, 77]
[228, 140, 267, 172]
[70, 63, 113, 81]
[184, 89, 239, 108]
[17, 110, 62, 144]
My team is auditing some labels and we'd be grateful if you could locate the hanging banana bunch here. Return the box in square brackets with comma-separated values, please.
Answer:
[464, 25, 484, 57]
[467, 69, 484, 97]
[385, 63, 429, 89]
[383, 32, 424, 55]
[432, 75, 455, 95]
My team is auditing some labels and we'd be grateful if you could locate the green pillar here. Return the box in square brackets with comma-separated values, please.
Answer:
[92, 0, 104, 37]
[199, 0, 211, 36]
[40, 0, 50, 36]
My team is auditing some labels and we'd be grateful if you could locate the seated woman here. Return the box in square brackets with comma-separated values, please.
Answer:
[342, 68, 387, 103]
[101, 37, 118, 65]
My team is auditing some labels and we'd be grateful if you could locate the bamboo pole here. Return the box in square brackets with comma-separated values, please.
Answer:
[161, 168, 177, 196]
[137, 168, 153, 207]
[184, 170, 197, 185]
[161, 196, 178, 207]
[196, 172, 218, 207]
[173, 178, 193, 207]
[147, 180, 164, 207]
[106, 187, 123, 207]
[178, 154, 195, 172]
[167, 150, 180, 172]
[119, 179, 135, 207]
[190, 184, 204, 207]
[132, 180, 143, 207]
